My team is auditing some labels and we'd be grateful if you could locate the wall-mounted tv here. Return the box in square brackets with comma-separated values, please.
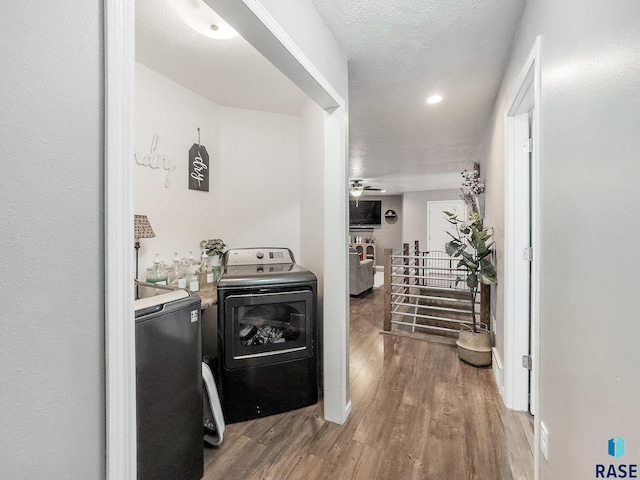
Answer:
[349, 200, 382, 227]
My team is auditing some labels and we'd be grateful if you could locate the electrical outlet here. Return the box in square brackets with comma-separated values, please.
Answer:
[540, 422, 549, 461]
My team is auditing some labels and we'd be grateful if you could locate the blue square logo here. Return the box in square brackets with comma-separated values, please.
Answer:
[608, 436, 625, 459]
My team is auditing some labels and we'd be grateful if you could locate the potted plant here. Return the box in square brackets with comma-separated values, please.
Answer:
[200, 238, 226, 283]
[444, 209, 497, 366]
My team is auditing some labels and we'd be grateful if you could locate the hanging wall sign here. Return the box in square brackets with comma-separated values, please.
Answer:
[188, 142, 209, 192]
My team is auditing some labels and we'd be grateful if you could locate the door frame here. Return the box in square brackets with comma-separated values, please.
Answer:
[104, 1, 136, 478]
[104, 1, 350, 478]
[503, 36, 541, 419]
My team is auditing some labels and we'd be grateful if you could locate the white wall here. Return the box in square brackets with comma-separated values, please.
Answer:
[218, 107, 301, 254]
[402, 189, 461, 249]
[135, 64, 303, 271]
[299, 100, 326, 284]
[135, 63, 221, 271]
[298, 99, 326, 388]
[480, 1, 640, 478]
[0, 1, 105, 478]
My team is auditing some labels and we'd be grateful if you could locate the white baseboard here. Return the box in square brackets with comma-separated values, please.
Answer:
[492, 347, 504, 396]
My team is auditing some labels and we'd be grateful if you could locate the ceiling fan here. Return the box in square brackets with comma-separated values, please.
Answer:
[349, 180, 384, 197]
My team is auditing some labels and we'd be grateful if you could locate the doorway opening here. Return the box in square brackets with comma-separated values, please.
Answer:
[104, 2, 349, 478]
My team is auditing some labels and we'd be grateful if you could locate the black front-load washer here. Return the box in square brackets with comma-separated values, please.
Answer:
[214, 247, 319, 423]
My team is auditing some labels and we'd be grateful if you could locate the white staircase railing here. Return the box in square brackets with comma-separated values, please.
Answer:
[383, 242, 490, 336]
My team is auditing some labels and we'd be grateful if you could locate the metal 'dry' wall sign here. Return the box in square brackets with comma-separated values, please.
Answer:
[189, 128, 209, 192]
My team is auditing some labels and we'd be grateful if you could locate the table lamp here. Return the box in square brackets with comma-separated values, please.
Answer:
[134, 214, 156, 299]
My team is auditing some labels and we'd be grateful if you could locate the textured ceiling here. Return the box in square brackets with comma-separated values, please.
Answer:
[135, 0, 308, 115]
[137, 0, 526, 194]
[310, 0, 527, 193]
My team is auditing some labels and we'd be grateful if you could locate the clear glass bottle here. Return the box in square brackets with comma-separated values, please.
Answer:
[210, 254, 222, 285]
[168, 251, 187, 289]
[187, 269, 199, 292]
[198, 250, 214, 292]
[146, 253, 168, 286]
[179, 257, 190, 278]
[186, 250, 199, 292]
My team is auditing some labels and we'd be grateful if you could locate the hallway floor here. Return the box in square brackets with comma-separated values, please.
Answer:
[203, 287, 533, 479]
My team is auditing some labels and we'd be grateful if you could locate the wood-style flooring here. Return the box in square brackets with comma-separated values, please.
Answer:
[203, 287, 533, 480]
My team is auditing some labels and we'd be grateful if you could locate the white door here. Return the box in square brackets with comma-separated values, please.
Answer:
[426, 200, 467, 253]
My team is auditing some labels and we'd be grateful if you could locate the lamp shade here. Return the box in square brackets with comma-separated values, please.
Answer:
[134, 215, 156, 239]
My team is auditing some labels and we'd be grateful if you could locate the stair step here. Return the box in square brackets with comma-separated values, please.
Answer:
[416, 308, 471, 321]
[390, 284, 477, 339]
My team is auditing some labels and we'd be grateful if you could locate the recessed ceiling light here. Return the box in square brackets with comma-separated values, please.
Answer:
[426, 95, 443, 104]
[174, 0, 239, 40]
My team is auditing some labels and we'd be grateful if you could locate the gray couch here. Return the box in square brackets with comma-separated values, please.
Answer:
[349, 247, 374, 295]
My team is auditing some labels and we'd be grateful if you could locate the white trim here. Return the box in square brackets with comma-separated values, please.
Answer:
[321, 107, 350, 424]
[504, 36, 542, 480]
[104, 1, 136, 479]
[492, 347, 504, 395]
[239, 0, 344, 108]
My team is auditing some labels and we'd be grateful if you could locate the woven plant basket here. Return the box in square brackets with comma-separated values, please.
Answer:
[457, 324, 492, 367]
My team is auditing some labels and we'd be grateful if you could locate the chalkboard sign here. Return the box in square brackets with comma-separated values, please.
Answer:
[188, 143, 209, 192]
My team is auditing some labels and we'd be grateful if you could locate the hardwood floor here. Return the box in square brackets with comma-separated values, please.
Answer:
[203, 287, 533, 479]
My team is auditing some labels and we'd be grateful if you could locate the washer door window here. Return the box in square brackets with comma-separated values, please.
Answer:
[224, 290, 313, 368]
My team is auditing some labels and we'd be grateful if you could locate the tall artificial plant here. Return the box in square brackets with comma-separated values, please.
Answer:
[445, 163, 496, 333]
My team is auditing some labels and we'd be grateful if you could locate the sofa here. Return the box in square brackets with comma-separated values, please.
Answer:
[349, 247, 375, 295]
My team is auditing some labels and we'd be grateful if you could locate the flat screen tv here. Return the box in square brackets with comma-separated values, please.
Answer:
[349, 200, 381, 227]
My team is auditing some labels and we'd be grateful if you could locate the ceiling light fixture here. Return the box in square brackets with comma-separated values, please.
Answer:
[350, 182, 363, 206]
[426, 95, 443, 104]
[174, 0, 239, 40]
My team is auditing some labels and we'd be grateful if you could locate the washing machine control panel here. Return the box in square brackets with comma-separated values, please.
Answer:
[225, 248, 295, 266]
